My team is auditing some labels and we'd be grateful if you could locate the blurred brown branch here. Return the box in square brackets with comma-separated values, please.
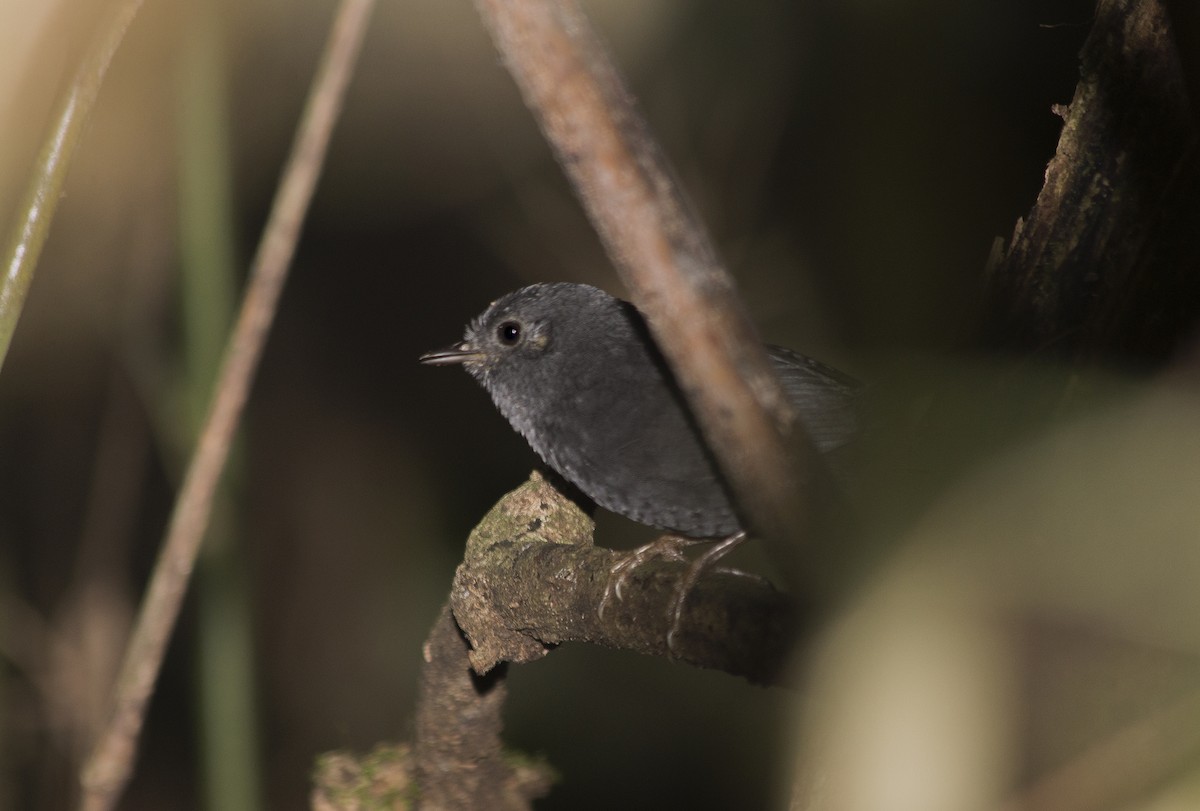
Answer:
[78, 1, 377, 808]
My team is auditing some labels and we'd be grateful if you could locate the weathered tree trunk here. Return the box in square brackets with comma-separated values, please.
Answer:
[986, 0, 1200, 366]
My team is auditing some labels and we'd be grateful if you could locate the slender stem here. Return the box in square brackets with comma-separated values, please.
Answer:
[78, 1, 377, 808]
[176, 2, 263, 808]
[0, 0, 146, 372]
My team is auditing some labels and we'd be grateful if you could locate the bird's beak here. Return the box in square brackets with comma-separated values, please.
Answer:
[419, 341, 484, 366]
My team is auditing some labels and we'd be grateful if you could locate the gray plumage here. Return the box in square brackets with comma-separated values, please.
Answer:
[421, 282, 859, 538]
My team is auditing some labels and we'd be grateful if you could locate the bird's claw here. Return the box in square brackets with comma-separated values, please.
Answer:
[598, 535, 700, 620]
[598, 531, 754, 659]
[664, 531, 749, 658]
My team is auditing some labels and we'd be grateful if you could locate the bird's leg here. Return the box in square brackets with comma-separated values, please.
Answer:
[666, 531, 749, 654]
[598, 534, 710, 619]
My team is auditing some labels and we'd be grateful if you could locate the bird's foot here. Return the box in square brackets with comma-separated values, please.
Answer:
[598, 535, 708, 619]
[666, 531, 750, 656]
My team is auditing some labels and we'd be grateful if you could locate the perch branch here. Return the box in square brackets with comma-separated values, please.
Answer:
[449, 473, 799, 684]
[399, 473, 798, 810]
[410, 605, 555, 811]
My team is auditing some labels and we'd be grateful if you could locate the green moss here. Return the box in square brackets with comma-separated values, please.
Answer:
[464, 471, 595, 559]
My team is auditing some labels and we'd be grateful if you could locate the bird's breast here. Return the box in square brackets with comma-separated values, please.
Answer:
[487, 368, 741, 537]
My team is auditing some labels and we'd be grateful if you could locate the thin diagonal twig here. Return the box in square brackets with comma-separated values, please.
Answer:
[78, 1, 376, 808]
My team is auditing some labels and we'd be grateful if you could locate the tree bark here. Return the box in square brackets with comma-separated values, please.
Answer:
[986, 0, 1200, 366]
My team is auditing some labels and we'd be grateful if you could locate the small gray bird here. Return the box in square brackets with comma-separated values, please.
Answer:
[422, 282, 859, 537]
[422, 282, 859, 641]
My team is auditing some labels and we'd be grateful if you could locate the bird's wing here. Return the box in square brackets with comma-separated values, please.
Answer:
[766, 345, 861, 452]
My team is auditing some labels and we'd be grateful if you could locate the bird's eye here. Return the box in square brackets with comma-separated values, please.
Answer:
[497, 321, 522, 346]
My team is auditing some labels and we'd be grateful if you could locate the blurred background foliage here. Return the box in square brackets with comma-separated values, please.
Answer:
[6, 0, 1183, 808]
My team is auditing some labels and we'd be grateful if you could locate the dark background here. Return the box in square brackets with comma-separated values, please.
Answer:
[0, 0, 1096, 807]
